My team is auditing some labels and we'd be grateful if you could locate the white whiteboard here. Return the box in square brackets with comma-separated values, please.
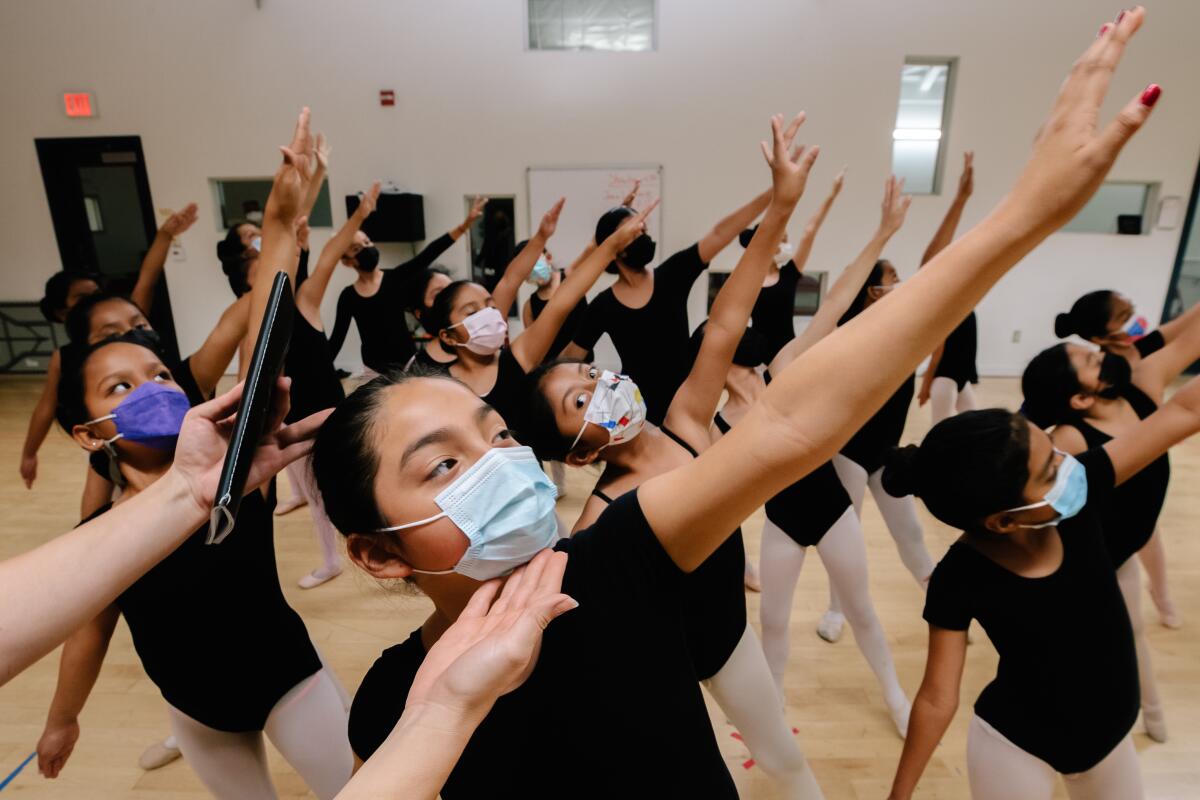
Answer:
[526, 165, 663, 273]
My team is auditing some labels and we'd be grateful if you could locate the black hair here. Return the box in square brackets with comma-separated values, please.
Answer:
[312, 365, 461, 535]
[521, 358, 589, 462]
[217, 223, 255, 297]
[688, 321, 768, 369]
[837, 260, 887, 326]
[40, 271, 101, 322]
[55, 329, 165, 434]
[881, 409, 1031, 531]
[1055, 290, 1115, 340]
[738, 225, 759, 249]
[422, 279, 473, 337]
[1020, 344, 1082, 429]
[64, 291, 146, 345]
[407, 266, 454, 320]
[595, 206, 635, 274]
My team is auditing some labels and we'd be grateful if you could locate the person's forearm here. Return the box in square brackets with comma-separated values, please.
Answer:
[709, 203, 793, 340]
[300, 162, 327, 219]
[0, 469, 205, 686]
[22, 399, 55, 458]
[303, 208, 369, 311]
[921, 194, 969, 267]
[699, 188, 773, 262]
[792, 187, 839, 271]
[130, 230, 172, 312]
[337, 701, 489, 799]
[887, 694, 957, 799]
[922, 346, 945, 390]
[45, 613, 116, 728]
[492, 232, 548, 315]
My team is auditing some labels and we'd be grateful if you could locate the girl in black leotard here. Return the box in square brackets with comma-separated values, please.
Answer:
[38, 332, 352, 799]
[917, 153, 981, 425]
[886, 349, 1200, 799]
[1020, 308, 1200, 740]
[705, 175, 913, 739]
[822, 160, 977, 644]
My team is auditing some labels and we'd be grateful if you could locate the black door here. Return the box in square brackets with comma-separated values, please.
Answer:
[1161, 157, 1200, 373]
[35, 136, 179, 360]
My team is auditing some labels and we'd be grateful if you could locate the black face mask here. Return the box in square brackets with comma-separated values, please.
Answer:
[1096, 351, 1132, 399]
[355, 246, 380, 271]
[620, 235, 656, 270]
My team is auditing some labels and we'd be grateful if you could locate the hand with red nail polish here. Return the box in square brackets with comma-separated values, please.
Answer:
[996, 5, 1158, 236]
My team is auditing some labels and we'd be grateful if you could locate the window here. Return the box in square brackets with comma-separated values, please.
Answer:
[1062, 181, 1158, 234]
[892, 58, 956, 194]
[527, 0, 655, 52]
[210, 178, 333, 229]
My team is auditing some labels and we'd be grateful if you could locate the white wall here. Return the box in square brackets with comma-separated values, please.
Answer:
[1, 0, 1198, 375]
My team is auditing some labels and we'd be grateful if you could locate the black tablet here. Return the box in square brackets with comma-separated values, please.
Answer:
[208, 272, 294, 544]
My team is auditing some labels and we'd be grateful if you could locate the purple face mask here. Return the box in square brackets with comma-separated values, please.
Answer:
[85, 380, 191, 450]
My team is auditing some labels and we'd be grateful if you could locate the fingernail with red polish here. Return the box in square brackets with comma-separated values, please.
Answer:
[1116, 9, 1126, 23]
[1098, 23, 1110, 36]
[1141, 84, 1161, 107]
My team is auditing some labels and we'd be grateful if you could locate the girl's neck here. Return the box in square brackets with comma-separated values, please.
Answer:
[598, 423, 671, 473]
[1084, 395, 1125, 422]
[535, 283, 554, 300]
[112, 458, 171, 501]
[449, 346, 498, 373]
[617, 267, 652, 288]
[355, 270, 382, 288]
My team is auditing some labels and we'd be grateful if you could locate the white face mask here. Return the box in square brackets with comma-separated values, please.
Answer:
[452, 306, 508, 355]
[774, 241, 796, 267]
[374, 446, 560, 581]
[571, 369, 648, 450]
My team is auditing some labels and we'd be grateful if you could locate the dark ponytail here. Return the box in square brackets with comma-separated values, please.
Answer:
[40, 271, 101, 323]
[1020, 344, 1082, 428]
[1055, 290, 1115, 340]
[881, 409, 1031, 530]
[838, 260, 886, 326]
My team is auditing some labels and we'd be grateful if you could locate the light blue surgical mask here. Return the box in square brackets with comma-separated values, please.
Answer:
[528, 257, 552, 285]
[374, 446, 560, 580]
[1003, 450, 1088, 528]
[250, 236, 262, 253]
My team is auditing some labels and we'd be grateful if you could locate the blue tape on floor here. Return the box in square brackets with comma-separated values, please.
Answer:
[0, 752, 35, 791]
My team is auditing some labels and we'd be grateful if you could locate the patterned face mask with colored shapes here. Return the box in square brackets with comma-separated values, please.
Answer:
[572, 370, 647, 451]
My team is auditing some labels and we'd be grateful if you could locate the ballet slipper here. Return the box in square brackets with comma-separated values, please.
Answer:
[298, 565, 343, 589]
[743, 562, 762, 593]
[274, 494, 308, 515]
[1143, 705, 1168, 743]
[889, 698, 912, 739]
[816, 610, 844, 643]
[138, 737, 182, 770]
[1149, 589, 1183, 630]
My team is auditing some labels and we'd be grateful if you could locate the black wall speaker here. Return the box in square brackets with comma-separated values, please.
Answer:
[345, 192, 425, 242]
[1117, 214, 1143, 235]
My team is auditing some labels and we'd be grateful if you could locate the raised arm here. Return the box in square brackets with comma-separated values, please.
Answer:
[1107, 371, 1200, 485]
[36, 605, 120, 779]
[392, 196, 486, 278]
[667, 115, 819, 443]
[790, 169, 845, 273]
[768, 176, 910, 375]
[297, 182, 380, 326]
[327, 290, 353, 360]
[639, 8, 1158, 571]
[887, 626, 968, 800]
[490, 198, 565, 316]
[19, 348, 62, 489]
[298, 133, 330, 221]
[130, 203, 198, 312]
[510, 201, 659, 372]
[186, 293, 252, 397]
[1135, 298, 1200, 398]
[697, 187, 773, 264]
[920, 152, 974, 267]
[0, 379, 322, 686]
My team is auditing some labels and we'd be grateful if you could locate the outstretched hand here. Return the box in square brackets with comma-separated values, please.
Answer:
[621, 179, 641, 208]
[170, 377, 329, 515]
[760, 112, 820, 207]
[466, 195, 488, 227]
[956, 151, 975, 199]
[537, 197, 566, 240]
[830, 168, 846, 199]
[879, 176, 912, 236]
[408, 549, 577, 716]
[355, 181, 383, 219]
[161, 203, 200, 237]
[266, 107, 316, 224]
[1005, 6, 1158, 234]
[605, 198, 661, 254]
[315, 132, 331, 172]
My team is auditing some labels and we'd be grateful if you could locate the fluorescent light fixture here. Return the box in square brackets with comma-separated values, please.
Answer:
[893, 128, 942, 141]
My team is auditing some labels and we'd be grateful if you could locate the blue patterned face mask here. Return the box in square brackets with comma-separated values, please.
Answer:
[1120, 313, 1148, 339]
[1003, 450, 1088, 528]
[374, 446, 559, 581]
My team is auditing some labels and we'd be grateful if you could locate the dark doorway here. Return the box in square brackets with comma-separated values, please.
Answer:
[35, 136, 179, 360]
[466, 195, 517, 314]
[1161, 157, 1200, 373]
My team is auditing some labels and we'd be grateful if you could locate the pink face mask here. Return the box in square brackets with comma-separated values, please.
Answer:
[452, 306, 508, 355]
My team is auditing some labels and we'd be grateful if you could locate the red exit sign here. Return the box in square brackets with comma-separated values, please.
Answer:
[64, 92, 96, 117]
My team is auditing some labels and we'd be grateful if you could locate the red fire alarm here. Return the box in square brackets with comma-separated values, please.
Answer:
[64, 92, 96, 117]
[379, 90, 395, 107]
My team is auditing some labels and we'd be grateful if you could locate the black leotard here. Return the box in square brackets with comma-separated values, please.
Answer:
[347, 492, 738, 798]
[528, 292, 592, 364]
[81, 487, 321, 732]
[841, 375, 915, 473]
[933, 311, 979, 391]
[750, 260, 800, 362]
[590, 426, 745, 681]
[327, 234, 456, 372]
[285, 311, 344, 424]
[924, 447, 1138, 774]
[1070, 383, 1168, 564]
[714, 411, 851, 547]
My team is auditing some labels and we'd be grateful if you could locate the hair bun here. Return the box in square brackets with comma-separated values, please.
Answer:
[1054, 312, 1075, 338]
[881, 445, 922, 498]
[738, 226, 758, 249]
